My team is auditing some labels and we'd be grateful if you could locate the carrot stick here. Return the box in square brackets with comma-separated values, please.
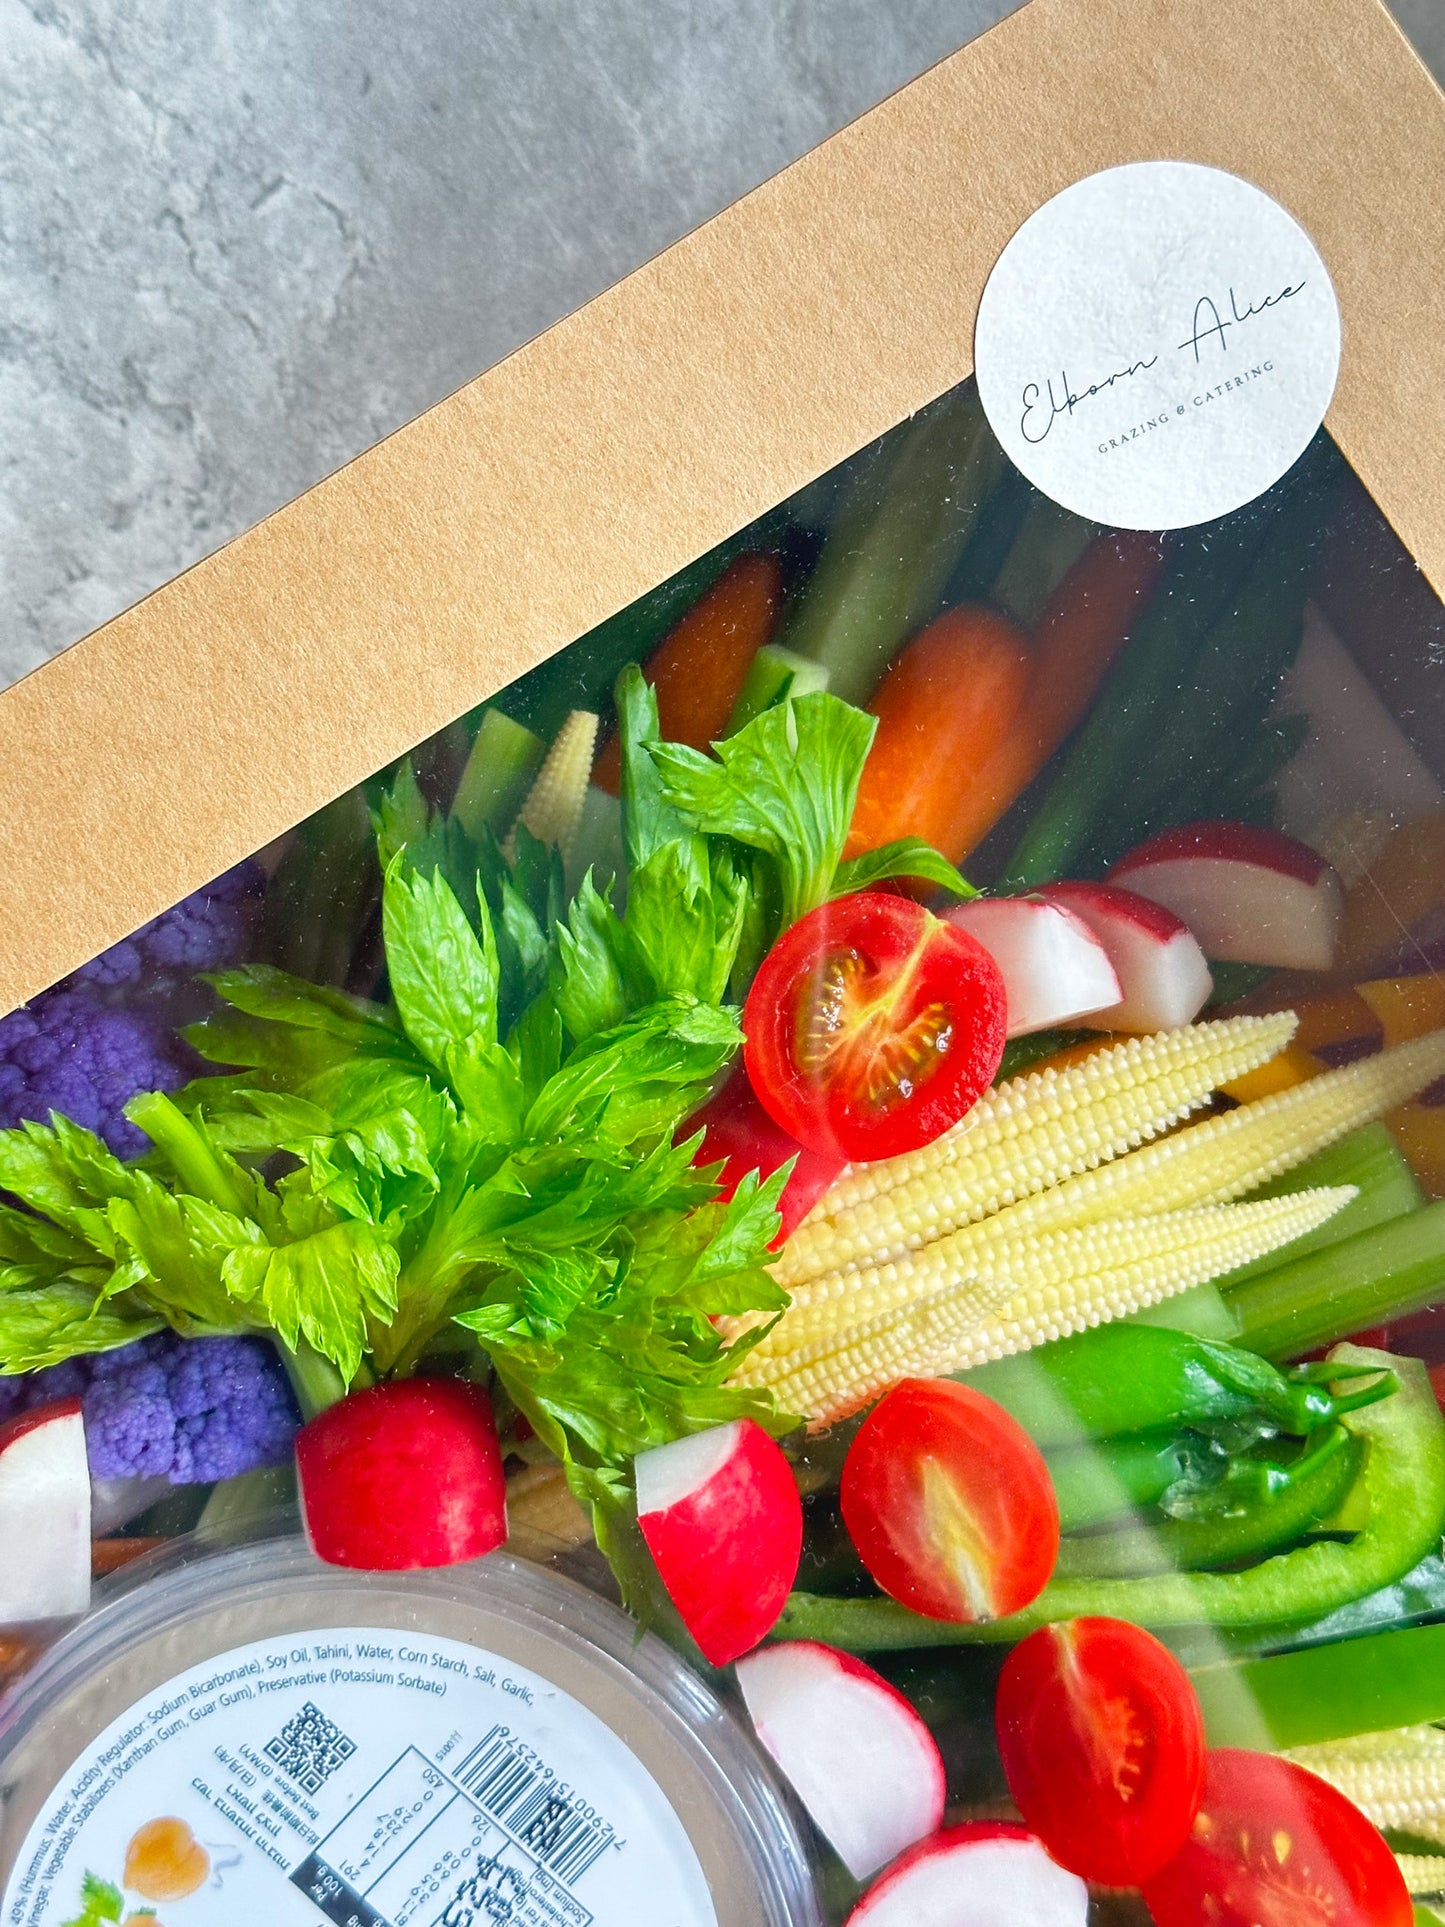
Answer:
[952, 531, 1164, 861]
[593, 552, 783, 792]
[92, 1535, 168, 1576]
[844, 606, 1034, 864]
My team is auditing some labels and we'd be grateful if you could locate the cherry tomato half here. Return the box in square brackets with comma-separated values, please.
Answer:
[1141, 1748, 1412, 1927]
[742, 892, 1007, 1162]
[994, 1616, 1206, 1886]
[839, 1378, 1059, 1623]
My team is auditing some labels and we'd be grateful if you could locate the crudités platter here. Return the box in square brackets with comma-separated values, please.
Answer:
[2, 1, 1445, 1924]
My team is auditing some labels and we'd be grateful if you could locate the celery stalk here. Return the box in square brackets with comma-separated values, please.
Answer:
[781, 387, 1003, 704]
[1127, 1283, 1242, 1341]
[724, 645, 830, 734]
[450, 708, 546, 840]
[990, 496, 1097, 630]
[1228, 1202, 1445, 1360]
[1223, 1124, 1423, 1288]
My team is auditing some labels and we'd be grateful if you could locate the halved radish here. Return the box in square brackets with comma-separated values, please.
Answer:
[736, 1640, 945, 1879]
[1108, 822, 1343, 971]
[0, 1398, 91, 1622]
[690, 1068, 845, 1244]
[636, 1419, 802, 1665]
[846, 1822, 1088, 1926]
[296, 1378, 507, 1571]
[1035, 881, 1214, 1031]
[944, 898, 1121, 1037]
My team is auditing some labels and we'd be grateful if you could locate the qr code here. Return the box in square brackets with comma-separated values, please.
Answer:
[264, 1701, 356, 1794]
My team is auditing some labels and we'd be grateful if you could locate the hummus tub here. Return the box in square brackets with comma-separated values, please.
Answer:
[0, 1542, 817, 1926]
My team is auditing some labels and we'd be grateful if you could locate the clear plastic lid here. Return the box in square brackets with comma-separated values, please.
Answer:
[0, 1537, 818, 1927]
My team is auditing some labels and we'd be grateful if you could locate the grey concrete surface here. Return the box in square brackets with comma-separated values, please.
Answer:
[1, 0, 1441, 692]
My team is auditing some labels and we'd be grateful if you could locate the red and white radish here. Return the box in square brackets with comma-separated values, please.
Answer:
[845, 1822, 1088, 1927]
[0, 1398, 91, 1622]
[736, 1640, 945, 1879]
[944, 898, 1121, 1037]
[1034, 881, 1213, 1031]
[1108, 821, 1343, 971]
[690, 1069, 845, 1244]
[296, 1378, 507, 1571]
[636, 1418, 802, 1665]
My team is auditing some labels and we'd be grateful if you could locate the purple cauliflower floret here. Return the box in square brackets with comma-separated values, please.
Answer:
[0, 1332, 299, 1482]
[0, 859, 266, 1160]
[0, 992, 190, 1158]
[68, 858, 264, 993]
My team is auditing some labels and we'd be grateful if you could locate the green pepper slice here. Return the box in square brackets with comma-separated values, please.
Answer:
[780, 1347, 1445, 1649]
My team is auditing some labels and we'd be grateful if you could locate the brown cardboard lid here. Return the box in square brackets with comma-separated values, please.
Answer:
[0, 0, 1442, 1014]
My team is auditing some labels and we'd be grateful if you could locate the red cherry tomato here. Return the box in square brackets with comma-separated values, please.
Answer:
[689, 1067, 846, 1245]
[839, 1378, 1059, 1622]
[742, 893, 1006, 1162]
[994, 1616, 1206, 1886]
[1141, 1748, 1412, 1927]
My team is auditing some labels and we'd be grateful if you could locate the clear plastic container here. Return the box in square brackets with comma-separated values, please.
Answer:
[0, 1537, 818, 1926]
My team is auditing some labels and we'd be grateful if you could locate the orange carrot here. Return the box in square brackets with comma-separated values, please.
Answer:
[92, 1535, 168, 1576]
[950, 531, 1165, 861]
[593, 551, 783, 793]
[844, 606, 1034, 864]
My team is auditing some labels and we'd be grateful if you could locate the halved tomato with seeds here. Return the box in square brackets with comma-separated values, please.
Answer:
[839, 1378, 1058, 1623]
[995, 1616, 1206, 1886]
[742, 892, 1007, 1161]
[1141, 1749, 1412, 1927]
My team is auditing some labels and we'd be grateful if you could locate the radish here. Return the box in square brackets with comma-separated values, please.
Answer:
[296, 1378, 507, 1570]
[635, 1419, 802, 1665]
[0, 1398, 91, 1622]
[1108, 821, 1343, 971]
[845, 1822, 1088, 1926]
[690, 1069, 846, 1244]
[1035, 881, 1213, 1031]
[735, 1640, 945, 1879]
[944, 899, 1121, 1036]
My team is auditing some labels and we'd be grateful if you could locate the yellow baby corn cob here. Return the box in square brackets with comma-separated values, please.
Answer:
[782, 1014, 1298, 1287]
[746, 1169, 1353, 1359]
[1286, 1726, 1445, 1843]
[507, 709, 599, 862]
[738, 1189, 1352, 1424]
[1004, 1027, 1445, 1239]
[1392, 1854, 1445, 1898]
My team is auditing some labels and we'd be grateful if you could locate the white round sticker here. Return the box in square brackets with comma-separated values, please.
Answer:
[2, 1627, 716, 1927]
[974, 162, 1341, 530]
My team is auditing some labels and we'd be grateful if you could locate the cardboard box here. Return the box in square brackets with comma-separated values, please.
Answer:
[4, 1, 1445, 1917]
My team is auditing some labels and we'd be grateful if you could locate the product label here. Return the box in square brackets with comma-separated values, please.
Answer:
[974, 161, 1341, 530]
[3, 1628, 716, 1927]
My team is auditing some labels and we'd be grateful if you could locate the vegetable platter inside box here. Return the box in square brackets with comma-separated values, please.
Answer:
[1, 0, 1445, 1922]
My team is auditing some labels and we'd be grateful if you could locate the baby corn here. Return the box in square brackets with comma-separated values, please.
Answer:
[507, 708, 598, 862]
[737, 1190, 1352, 1426]
[1393, 1854, 1445, 1898]
[1287, 1725, 1445, 1846]
[779, 1014, 1298, 1287]
[729, 1018, 1445, 1426]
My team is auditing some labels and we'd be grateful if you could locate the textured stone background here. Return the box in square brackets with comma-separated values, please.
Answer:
[1, 0, 1441, 692]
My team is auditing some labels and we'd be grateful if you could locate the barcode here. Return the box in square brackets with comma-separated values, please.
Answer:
[453, 1726, 615, 1884]
[264, 1701, 357, 1795]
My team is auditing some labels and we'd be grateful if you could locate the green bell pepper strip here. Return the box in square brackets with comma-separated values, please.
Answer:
[962, 1323, 1390, 1450]
[1048, 1430, 1191, 1532]
[1191, 1619, 1445, 1751]
[776, 1347, 1445, 1651]
[1053, 1425, 1361, 1580]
